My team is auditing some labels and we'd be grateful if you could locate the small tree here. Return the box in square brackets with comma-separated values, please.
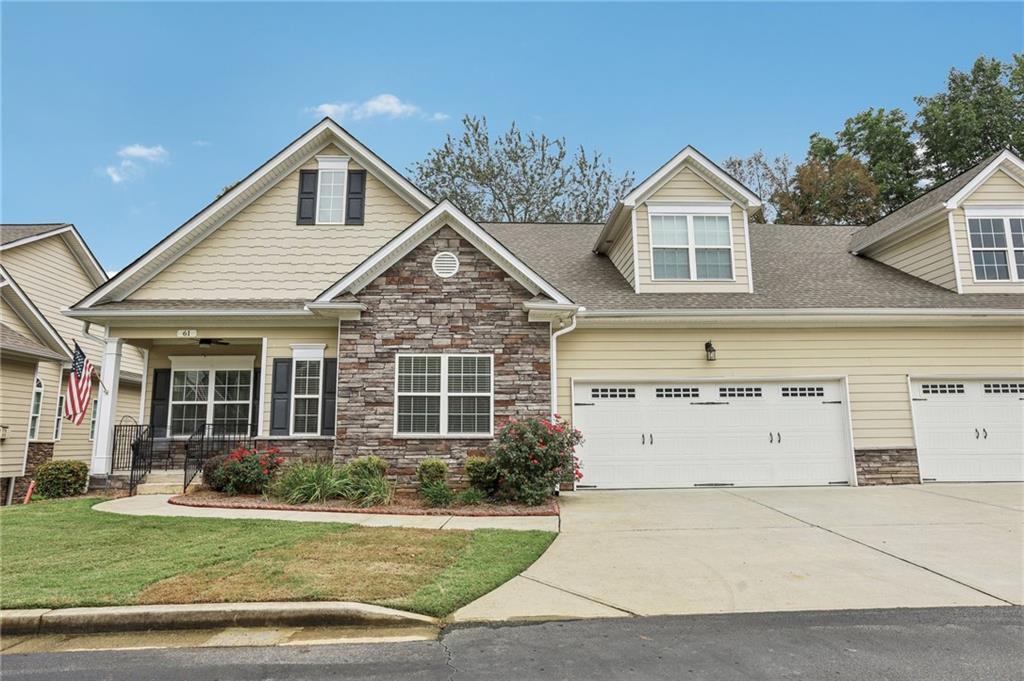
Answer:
[410, 116, 634, 223]
[721, 151, 793, 223]
[774, 135, 880, 226]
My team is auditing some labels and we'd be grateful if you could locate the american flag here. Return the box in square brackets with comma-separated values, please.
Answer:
[64, 342, 94, 426]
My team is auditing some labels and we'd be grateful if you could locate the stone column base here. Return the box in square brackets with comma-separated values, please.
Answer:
[11, 442, 55, 503]
[855, 448, 920, 485]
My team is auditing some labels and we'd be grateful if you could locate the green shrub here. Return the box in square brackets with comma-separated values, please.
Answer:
[202, 454, 229, 492]
[420, 481, 455, 508]
[465, 456, 499, 496]
[456, 487, 486, 506]
[347, 455, 387, 481]
[417, 458, 448, 486]
[271, 462, 351, 504]
[33, 460, 89, 498]
[219, 447, 285, 496]
[492, 416, 583, 505]
[349, 475, 395, 508]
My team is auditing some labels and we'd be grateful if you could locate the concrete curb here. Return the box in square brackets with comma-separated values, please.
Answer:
[0, 602, 439, 636]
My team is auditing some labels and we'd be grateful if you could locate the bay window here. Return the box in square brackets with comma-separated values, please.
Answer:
[395, 354, 493, 437]
[967, 213, 1024, 281]
[649, 205, 734, 281]
[168, 357, 254, 436]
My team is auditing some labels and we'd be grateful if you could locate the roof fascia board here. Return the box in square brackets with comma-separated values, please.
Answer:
[315, 201, 573, 305]
[0, 225, 106, 287]
[945, 150, 1024, 209]
[853, 204, 948, 255]
[593, 202, 629, 254]
[76, 118, 434, 309]
[578, 307, 1023, 319]
[622, 146, 762, 209]
[0, 266, 72, 357]
[576, 309, 1024, 329]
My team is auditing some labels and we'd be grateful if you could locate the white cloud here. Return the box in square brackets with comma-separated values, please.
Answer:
[117, 144, 168, 162]
[311, 94, 447, 123]
[104, 143, 167, 184]
[192, 139, 211, 147]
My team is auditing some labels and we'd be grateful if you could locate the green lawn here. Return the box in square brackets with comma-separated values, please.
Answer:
[0, 498, 555, 618]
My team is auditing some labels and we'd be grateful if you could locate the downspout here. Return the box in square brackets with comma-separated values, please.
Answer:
[549, 309, 581, 418]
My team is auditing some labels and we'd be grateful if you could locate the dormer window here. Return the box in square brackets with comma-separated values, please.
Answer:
[649, 205, 734, 281]
[966, 212, 1024, 282]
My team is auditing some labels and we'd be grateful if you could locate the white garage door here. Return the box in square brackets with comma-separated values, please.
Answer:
[572, 381, 852, 489]
[912, 379, 1024, 483]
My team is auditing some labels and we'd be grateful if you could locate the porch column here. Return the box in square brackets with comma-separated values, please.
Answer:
[90, 337, 123, 476]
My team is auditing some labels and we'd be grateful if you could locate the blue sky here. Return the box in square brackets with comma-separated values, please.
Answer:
[2, 2, 1021, 271]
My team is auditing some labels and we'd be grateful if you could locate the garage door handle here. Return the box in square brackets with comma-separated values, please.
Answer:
[642, 433, 645, 445]
[769, 432, 774, 443]
[649, 433, 654, 445]
[983, 428, 988, 439]
[975, 428, 980, 439]
[777, 432, 782, 443]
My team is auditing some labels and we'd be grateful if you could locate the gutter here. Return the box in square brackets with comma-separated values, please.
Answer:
[578, 307, 1024, 318]
[549, 307, 584, 418]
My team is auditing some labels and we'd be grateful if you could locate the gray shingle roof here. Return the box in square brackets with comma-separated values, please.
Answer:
[848, 151, 1003, 253]
[1, 224, 69, 247]
[482, 222, 1024, 311]
[0, 323, 66, 361]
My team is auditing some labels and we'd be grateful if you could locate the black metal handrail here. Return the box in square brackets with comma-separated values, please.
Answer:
[127, 426, 154, 496]
[112, 424, 148, 471]
[183, 423, 256, 492]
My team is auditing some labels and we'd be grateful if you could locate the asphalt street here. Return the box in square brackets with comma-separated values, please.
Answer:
[3, 606, 1021, 681]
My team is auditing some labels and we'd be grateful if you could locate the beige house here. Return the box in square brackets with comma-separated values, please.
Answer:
[0, 225, 145, 501]
[65, 120, 1023, 492]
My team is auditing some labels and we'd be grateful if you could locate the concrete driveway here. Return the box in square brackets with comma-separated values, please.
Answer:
[454, 483, 1023, 622]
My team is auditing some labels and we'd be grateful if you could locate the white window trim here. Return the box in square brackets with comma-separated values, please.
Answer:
[392, 353, 495, 439]
[290, 344, 325, 436]
[28, 378, 44, 441]
[315, 155, 350, 225]
[963, 209, 1024, 283]
[167, 356, 256, 438]
[54, 391, 65, 441]
[647, 203, 736, 282]
[89, 398, 98, 441]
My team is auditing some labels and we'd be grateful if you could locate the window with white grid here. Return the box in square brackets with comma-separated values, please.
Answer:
[395, 355, 493, 437]
[291, 360, 322, 436]
[967, 215, 1024, 281]
[315, 156, 349, 224]
[649, 208, 734, 281]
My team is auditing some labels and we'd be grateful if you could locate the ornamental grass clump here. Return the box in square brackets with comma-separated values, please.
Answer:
[271, 462, 351, 505]
[218, 447, 285, 496]
[344, 455, 395, 507]
[417, 458, 455, 508]
[492, 415, 583, 505]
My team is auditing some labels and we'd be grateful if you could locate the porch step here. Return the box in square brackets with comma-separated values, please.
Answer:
[134, 482, 184, 495]
[134, 469, 199, 495]
[144, 470, 186, 484]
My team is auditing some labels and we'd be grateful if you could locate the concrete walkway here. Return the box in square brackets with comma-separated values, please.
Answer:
[93, 495, 559, 532]
[453, 483, 1024, 622]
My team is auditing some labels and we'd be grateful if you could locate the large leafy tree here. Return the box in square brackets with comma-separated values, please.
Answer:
[837, 108, 921, 214]
[410, 115, 634, 223]
[774, 134, 880, 226]
[721, 151, 793, 223]
[914, 55, 1024, 183]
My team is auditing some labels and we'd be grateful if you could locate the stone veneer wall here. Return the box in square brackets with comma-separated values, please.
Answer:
[11, 441, 55, 503]
[335, 226, 551, 487]
[855, 448, 920, 485]
[256, 438, 334, 463]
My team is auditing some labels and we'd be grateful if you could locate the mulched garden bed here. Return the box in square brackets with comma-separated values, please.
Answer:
[169, 489, 559, 517]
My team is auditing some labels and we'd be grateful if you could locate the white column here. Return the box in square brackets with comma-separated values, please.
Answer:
[90, 337, 123, 476]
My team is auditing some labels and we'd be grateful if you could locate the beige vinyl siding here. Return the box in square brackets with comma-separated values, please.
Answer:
[1, 236, 146, 376]
[869, 216, 957, 291]
[632, 164, 749, 292]
[132, 146, 423, 301]
[0, 297, 34, 338]
[954, 167, 1024, 294]
[131, 326, 337, 438]
[608, 228, 635, 287]
[555, 325, 1024, 450]
[0, 357, 38, 476]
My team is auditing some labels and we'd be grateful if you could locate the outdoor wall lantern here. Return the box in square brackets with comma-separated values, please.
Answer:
[704, 341, 717, 361]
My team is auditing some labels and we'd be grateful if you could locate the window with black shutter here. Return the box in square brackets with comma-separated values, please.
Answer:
[270, 359, 292, 435]
[320, 358, 337, 436]
[296, 170, 318, 225]
[345, 170, 366, 225]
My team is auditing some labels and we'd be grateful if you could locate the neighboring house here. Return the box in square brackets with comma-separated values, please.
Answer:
[65, 120, 1024, 492]
[0, 224, 146, 502]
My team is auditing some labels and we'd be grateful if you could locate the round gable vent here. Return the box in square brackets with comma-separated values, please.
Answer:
[432, 251, 460, 278]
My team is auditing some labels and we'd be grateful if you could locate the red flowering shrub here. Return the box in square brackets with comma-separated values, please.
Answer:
[217, 446, 286, 496]
[491, 415, 583, 505]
